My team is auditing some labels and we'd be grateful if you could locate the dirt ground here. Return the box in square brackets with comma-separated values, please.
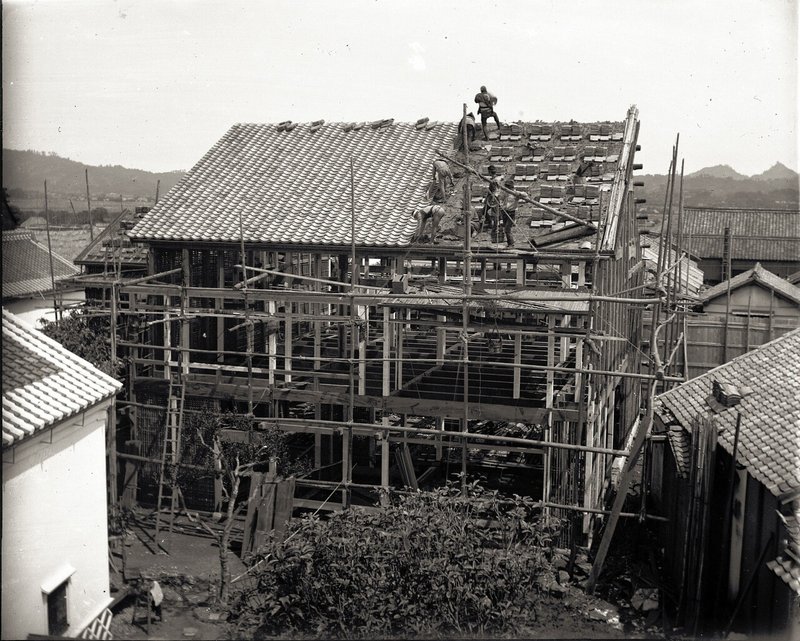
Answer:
[109, 525, 245, 640]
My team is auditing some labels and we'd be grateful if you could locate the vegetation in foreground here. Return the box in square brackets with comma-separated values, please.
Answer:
[230, 482, 566, 639]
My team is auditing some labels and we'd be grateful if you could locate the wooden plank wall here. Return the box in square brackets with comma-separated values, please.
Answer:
[678, 314, 799, 379]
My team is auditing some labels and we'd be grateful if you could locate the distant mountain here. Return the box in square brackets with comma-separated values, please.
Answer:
[636, 163, 798, 215]
[752, 162, 799, 181]
[686, 164, 748, 180]
[2, 149, 185, 200]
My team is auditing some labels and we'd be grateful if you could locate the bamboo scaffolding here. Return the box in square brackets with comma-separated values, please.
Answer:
[260, 417, 629, 457]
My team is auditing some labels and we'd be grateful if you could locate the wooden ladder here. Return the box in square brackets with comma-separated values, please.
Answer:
[154, 374, 185, 549]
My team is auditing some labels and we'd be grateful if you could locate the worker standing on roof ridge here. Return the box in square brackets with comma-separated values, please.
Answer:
[475, 86, 501, 140]
[501, 178, 519, 247]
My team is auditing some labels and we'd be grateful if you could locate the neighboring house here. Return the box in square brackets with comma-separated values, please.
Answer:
[681, 207, 800, 284]
[677, 263, 800, 378]
[2, 229, 83, 327]
[649, 329, 800, 638]
[73, 207, 150, 306]
[2, 309, 122, 639]
[640, 232, 704, 298]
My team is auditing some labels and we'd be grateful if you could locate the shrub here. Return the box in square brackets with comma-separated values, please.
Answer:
[39, 308, 117, 377]
[230, 481, 561, 638]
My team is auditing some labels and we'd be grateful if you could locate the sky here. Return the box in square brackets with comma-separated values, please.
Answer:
[2, 0, 798, 175]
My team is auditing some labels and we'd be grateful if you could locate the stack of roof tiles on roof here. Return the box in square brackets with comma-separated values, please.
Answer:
[699, 262, 800, 305]
[2, 229, 79, 299]
[682, 207, 800, 262]
[657, 328, 800, 497]
[131, 121, 457, 246]
[2, 309, 121, 448]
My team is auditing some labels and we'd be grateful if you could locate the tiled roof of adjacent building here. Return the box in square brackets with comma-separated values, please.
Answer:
[700, 262, 800, 305]
[2, 309, 121, 448]
[682, 207, 800, 262]
[130, 111, 638, 252]
[74, 208, 150, 267]
[2, 229, 80, 299]
[656, 328, 800, 497]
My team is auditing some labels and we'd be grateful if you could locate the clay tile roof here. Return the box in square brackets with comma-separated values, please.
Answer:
[2, 309, 121, 448]
[130, 122, 457, 247]
[74, 209, 149, 267]
[666, 426, 692, 478]
[682, 207, 800, 262]
[2, 229, 79, 299]
[700, 263, 800, 305]
[656, 328, 800, 498]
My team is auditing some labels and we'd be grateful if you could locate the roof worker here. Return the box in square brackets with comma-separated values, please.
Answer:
[474, 86, 501, 140]
[411, 204, 446, 244]
[501, 178, 519, 247]
[431, 159, 455, 202]
[458, 112, 476, 147]
[480, 165, 503, 232]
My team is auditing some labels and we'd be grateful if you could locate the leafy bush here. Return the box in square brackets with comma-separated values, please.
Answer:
[39, 309, 118, 377]
[230, 481, 561, 638]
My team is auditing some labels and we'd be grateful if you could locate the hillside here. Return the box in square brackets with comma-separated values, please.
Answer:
[636, 166, 798, 215]
[4, 148, 796, 217]
[686, 164, 747, 180]
[2, 149, 185, 201]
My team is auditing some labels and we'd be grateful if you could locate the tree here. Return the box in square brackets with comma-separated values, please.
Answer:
[175, 410, 310, 607]
[229, 482, 563, 638]
[39, 309, 118, 377]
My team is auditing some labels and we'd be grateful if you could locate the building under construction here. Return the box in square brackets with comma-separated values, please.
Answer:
[82, 104, 657, 545]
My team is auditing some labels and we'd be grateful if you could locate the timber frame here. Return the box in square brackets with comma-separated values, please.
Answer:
[89, 106, 648, 546]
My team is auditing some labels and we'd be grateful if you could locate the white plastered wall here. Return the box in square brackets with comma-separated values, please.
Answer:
[2, 400, 112, 639]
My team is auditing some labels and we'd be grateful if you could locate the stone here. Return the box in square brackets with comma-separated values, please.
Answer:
[183, 627, 198, 638]
[631, 588, 659, 611]
[558, 570, 571, 585]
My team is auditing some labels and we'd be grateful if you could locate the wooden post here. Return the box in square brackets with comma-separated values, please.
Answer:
[382, 306, 391, 396]
[284, 303, 293, 384]
[513, 333, 522, 400]
[436, 315, 446, 365]
[268, 300, 277, 386]
[358, 304, 367, 396]
[313, 254, 322, 371]
[543, 315, 556, 514]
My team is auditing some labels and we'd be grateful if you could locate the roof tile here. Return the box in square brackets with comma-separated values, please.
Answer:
[2, 309, 121, 448]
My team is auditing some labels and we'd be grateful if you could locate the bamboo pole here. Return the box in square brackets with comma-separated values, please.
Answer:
[461, 103, 472, 494]
[85, 168, 94, 241]
[43, 180, 60, 321]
